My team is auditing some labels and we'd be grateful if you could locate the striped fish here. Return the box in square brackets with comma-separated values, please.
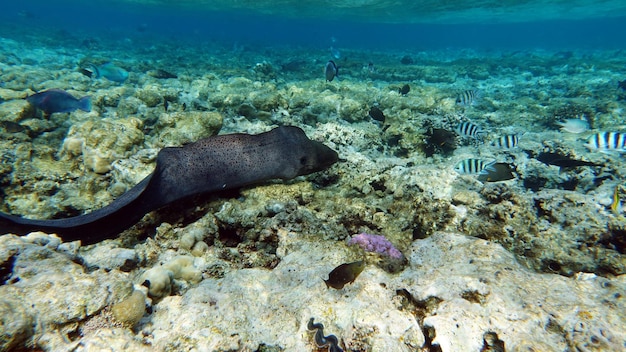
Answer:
[455, 121, 483, 138]
[586, 132, 626, 151]
[492, 134, 519, 149]
[454, 158, 494, 175]
[456, 89, 480, 106]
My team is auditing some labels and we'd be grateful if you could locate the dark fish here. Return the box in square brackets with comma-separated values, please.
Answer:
[400, 55, 413, 65]
[323, 260, 365, 289]
[424, 128, 456, 156]
[325, 60, 338, 82]
[618, 80, 626, 91]
[368, 106, 385, 122]
[536, 152, 602, 169]
[164, 98, 169, 112]
[79, 68, 94, 78]
[399, 84, 410, 96]
[478, 163, 515, 182]
[456, 89, 480, 106]
[26, 89, 91, 114]
[280, 60, 306, 72]
[0, 120, 27, 133]
[149, 69, 177, 79]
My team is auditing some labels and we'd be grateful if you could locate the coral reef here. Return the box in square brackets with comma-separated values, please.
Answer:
[0, 30, 625, 351]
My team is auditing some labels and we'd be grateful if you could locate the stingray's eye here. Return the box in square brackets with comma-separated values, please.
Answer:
[300, 156, 308, 165]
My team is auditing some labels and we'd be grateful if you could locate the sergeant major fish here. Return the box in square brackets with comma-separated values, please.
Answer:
[455, 121, 483, 139]
[456, 89, 480, 106]
[492, 134, 519, 149]
[26, 88, 91, 115]
[585, 132, 626, 152]
[454, 158, 494, 175]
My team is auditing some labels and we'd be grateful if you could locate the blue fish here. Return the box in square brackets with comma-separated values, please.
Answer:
[26, 89, 91, 114]
[90, 62, 128, 82]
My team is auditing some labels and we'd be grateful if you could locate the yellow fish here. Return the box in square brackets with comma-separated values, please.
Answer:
[611, 185, 622, 215]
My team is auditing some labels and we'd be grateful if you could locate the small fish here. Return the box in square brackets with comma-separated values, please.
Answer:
[557, 118, 589, 134]
[79, 68, 94, 78]
[281, 60, 306, 72]
[425, 128, 457, 156]
[454, 158, 494, 175]
[478, 163, 515, 182]
[323, 260, 365, 289]
[585, 132, 626, 152]
[399, 84, 410, 96]
[536, 152, 602, 170]
[611, 185, 622, 215]
[0, 120, 27, 133]
[325, 60, 339, 82]
[17, 10, 35, 19]
[330, 46, 341, 59]
[400, 55, 414, 65]
[456, 89, 480, 106]
[89, 62, 129, 82]
[26, 89, 91, 115]
[492, 134, 519, 149]
[148, 69, 177, 79]
[455, 121, 483, 139]
[368, 106, 385, 122]
[618, 80, 626, 91]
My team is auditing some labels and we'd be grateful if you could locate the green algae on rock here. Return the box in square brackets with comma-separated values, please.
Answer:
[111, 290, 146, 328]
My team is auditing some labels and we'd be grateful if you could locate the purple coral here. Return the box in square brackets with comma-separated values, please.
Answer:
[348, 233, 403, 259]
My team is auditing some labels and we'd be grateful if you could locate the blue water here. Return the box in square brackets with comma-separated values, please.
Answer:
[1, 1, 625, 51]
